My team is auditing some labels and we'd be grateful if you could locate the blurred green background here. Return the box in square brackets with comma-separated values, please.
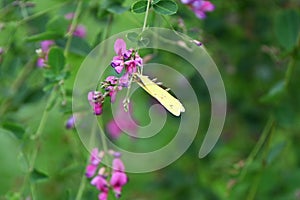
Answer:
[0, 0, 300, 199]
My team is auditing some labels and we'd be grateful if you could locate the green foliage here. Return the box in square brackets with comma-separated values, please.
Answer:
[0, 0, 300, 199]
[131, 0, 178, 15]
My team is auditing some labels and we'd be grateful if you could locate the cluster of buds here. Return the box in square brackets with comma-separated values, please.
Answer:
[181, 0, 215, 19]
[86, 148, 128, 200]
[88, 38, 143, 115]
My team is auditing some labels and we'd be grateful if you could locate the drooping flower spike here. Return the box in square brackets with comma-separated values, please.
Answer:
[86, 148, 128, 199]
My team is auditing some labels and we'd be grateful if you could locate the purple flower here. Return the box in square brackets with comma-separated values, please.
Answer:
[36, 57, 45, 68]
[105, 76, 122, 103]
[112, 158, 125, 172]
[98, 192, 108, 200]
[88, 91, 104, 115]
[65, 115, 76, 129]
[181, 0, 214, 19]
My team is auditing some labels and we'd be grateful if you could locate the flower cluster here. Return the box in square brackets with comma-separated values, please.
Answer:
[36, 40, 54, 68]
[86, 148, 128, 200]
[88, 39, 143, 115]
[181, 0, 215, 19]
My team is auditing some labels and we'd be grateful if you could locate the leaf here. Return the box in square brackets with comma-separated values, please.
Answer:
[46, 16, 69, 36]
[266, 142, 286, 165]
[26, 32, 63, 42]
[274, 10, 300, 51]
[126, 32, 139, 42]
[1, 122, 25, 140]
[260, 81, 285, 103]
[30, 169, 49, 183]
[153, 0, 178, 15]
[48, 47, 65, 73]
[152, 0, 161, 4]
[131, 0, 148, 14]
[107, 4, 129, 14]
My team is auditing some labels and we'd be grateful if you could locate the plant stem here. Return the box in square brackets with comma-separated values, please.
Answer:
[142, 0, 152, 32]
[75, 119, 98, 200]
[239, 117, 275, 181]
[64, 0, 83, 60]
[284, 51, 296, 88]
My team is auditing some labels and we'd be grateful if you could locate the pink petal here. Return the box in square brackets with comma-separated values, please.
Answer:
[112, 158, 125, 172]
[73, 25, 87, 38]
[107, 120, 122, 139]
[86, 164, 98, 178]
[202, 1, 214, 11]
[98, 192, 108, 200]
[114, 39, 126, 55]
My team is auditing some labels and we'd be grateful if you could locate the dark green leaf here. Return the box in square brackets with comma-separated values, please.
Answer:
[127, 32, 139, 42]
[30, 169, 49, 183]
[26, 32, 63, 42]
[107, 4, 129, 14]
[1, 122, 25, 140]
[153, 0, 178, 15]
[46, 16, 69, 36]
[131, 0, 148, 14]
[274, 10, 300, 51]
[48, 47, 65, 73]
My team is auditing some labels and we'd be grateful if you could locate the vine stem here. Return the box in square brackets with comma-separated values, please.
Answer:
[64, 0, 83, 59]
[23, 89, 57, 199]
[239, 117, 275, 181]
[142, 0, 152, 32]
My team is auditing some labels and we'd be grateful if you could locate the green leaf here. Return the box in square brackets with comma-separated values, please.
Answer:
[127, 32, 139, 42]
[131, 0, 148, 14]
[48, 47, 65, 73]
[107, 4, 129, 14]
[153, 0, 178, 15]
[266, 142, 286, 165]
[260, 81, 285, 103]
[30, 169, 49, 183]
[46, 16, 69, 36]
[1, 122, 25, 140]
[274, 10, 300, 51]
[26, 32, 62, 42]
[152, 0, 161, 4]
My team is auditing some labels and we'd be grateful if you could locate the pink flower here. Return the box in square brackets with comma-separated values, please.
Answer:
[106, 103, 138, 139]
[64, 12, 75, 20]
[36, 40, 54, 67]
[73, 25, 86, 38]
[98, 192, 108, 200]
[91, 175, 108, 192]
[110, 157, 128, 198]
[181, 0, 214, 19]
[86, 164, 98, 178]
[85, 148, 103, 178]
[105, 76, 122, 103]
[114, 38, 127, 55]
[40, 40, 54, 52]
[110, 171, 128, 198]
